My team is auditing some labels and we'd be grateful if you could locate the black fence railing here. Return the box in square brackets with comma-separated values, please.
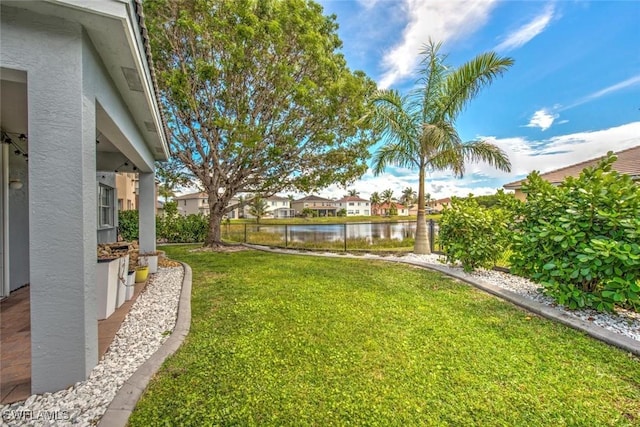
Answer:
[222, 220, 442, 253]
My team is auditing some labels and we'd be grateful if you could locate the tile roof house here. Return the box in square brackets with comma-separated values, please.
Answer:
[291, 195, 339, 217]
[503, 146, 640, 201]
[1, 0, 169, 394]
[173, 191, 209, 215]
[427, 197, 451, 213]
[371, 202, 409, 216]
[335, 196, 371, 216]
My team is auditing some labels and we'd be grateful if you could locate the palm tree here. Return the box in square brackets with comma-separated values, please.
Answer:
[381, 188, 394, 204]
[369, 191, 381, 215]
[249, 195, 269, 224]
[364, 40, 513, 254]
[158, 184, 175, 203]
[381, 188, 395, 216]
[401, 187, 417, 210]
[370, 191, 381, 205]
[346, 188, 359, 197]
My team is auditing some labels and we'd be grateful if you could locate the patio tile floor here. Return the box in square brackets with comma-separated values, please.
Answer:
[0, 281, 147, 405]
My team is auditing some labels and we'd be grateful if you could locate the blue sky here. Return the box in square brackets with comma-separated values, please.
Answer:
[310, 0, 640, 200]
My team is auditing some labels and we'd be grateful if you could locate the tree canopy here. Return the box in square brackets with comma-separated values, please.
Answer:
[145, 0, 376, 245]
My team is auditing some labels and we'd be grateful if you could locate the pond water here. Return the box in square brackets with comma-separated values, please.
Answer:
[250, 221, 438, 243]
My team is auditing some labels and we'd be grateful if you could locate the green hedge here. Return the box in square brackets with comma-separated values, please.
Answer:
[510, 153, 640, 312]
[437, 193, 513, 272]
[118, 201, 208, 243]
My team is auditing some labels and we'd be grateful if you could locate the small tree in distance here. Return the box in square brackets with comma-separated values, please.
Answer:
[248, 195, 269, 224]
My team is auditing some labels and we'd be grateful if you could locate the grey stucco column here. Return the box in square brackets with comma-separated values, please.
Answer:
[138, 172, 156, 254]
[25, 26, 98, 392]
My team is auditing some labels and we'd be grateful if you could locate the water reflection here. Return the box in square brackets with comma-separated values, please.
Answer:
[254, 222, 419, 243]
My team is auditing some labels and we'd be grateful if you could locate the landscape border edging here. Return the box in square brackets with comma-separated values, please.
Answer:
[98, 262, 193, 427]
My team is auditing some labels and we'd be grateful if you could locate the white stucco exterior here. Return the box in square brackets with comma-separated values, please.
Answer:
[0, 0, 168, 394]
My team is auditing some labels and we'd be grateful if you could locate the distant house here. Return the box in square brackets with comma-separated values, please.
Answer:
[173, 191, 209, 215]
[241, 195, 295, 219]
[264, 196, 295, 218]
[115, 172, 138, 211]
[372, 202, 409, 216]
[335, 196, 371, 216]
[291, 195, 339, 217]
[429, 197, 451, 213]
[503, 145, 640, 201]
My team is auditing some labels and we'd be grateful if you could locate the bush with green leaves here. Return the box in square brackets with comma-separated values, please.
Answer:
[157, 201, 209, 243]
[437, 194, 513, 272]
[510, 153, 640, 312]
[118, 209, 139, 241]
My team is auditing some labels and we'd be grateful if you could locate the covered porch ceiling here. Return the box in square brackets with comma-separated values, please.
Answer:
[1, 0, 170, 164]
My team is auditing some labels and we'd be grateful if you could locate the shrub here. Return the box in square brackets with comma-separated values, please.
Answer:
[118, 209, 139, 241]
[510, 153, 640, 312]
[437, 194, 513, 272]
[157, 201, 208, 243]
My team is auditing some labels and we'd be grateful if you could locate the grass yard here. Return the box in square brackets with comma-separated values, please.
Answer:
[130, 246, 640, 426]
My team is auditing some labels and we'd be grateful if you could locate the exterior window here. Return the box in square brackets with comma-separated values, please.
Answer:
[118, 198, 123, 211]
[184, 200, 187, 206]
[356, 210, 360, 214]
[127, 200, 132, 210]
[98, 185, 114, 227]
[349, 202, 354, 206]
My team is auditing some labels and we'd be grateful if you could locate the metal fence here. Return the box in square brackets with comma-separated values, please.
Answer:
[222, 220, 442, 253]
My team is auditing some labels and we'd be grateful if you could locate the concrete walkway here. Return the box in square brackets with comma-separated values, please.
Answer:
[244, 244, 640, 357]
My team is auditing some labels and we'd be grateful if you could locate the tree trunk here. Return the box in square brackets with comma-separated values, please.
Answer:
[414, 165, 431, 254]
[204, 207, 224, 247]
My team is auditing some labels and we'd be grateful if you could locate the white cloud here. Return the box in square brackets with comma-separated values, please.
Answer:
[296, 122, 640, 202]
[561, 74, 640, 110]
[525, 108, 558, 131]
[356, 0, 381, 10]
[378, 0, 498, 89]
[479, 121, 640, 180]
[494, 4, 555, 52]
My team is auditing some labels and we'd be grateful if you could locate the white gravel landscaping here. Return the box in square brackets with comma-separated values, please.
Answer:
[0, 266, 183, 427]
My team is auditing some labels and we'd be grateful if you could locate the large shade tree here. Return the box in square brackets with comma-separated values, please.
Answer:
[145, 0, 376, 246]
[364, 41, 513, 254]
[156, 158, 193, 202]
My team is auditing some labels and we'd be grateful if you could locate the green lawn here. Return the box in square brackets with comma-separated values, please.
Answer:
[130, 246, 640, 426]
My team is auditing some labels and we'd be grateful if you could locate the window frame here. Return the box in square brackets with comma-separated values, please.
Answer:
[98, 184, 115, 228]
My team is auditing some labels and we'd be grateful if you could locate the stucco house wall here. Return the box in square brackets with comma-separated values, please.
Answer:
[0, 0, 169, 394]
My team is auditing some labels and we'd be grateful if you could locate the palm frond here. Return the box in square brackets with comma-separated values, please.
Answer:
[440, 52, 514, 120]
[413, 40, 448, 124]
[372, 141, 419, 175]
[460, 140, 512, 173]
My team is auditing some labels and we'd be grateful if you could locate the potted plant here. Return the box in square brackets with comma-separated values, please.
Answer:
[139, 251, 159, 274]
